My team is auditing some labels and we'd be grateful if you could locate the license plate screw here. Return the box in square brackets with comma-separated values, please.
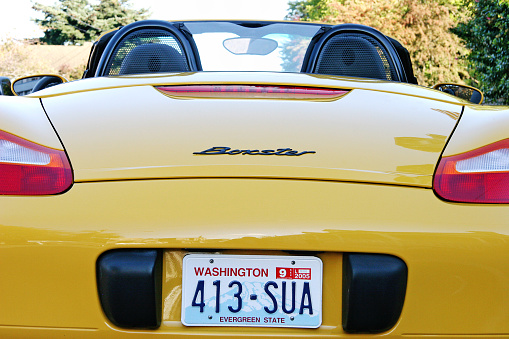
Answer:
[290, 316, 295, 321]
[291, 260, 295, 265]
[208, 315, 213, 319]
[209, 259, 214, 264]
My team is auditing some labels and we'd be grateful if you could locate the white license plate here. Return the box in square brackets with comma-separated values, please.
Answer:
[181, 254, 322, 328]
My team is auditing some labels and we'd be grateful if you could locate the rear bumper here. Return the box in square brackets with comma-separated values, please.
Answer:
[1, 178, 508, 337]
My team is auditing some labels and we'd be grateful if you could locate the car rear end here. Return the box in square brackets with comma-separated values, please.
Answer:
[2, 72, 509, 338]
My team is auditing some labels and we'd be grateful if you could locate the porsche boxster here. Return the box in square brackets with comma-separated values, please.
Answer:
[1, 19, 508, 338]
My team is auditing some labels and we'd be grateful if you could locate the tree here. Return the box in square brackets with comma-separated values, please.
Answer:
[286, 0, 470, 87]
[453, 0, 509, 104]
[93, 0, 150, 32]
[33, 0, 149, 45]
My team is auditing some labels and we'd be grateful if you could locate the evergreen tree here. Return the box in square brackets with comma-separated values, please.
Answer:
[453, 0, 509, 104]
[33, 0, 149, 45]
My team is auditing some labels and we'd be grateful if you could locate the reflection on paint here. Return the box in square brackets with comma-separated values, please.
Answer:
[397, 164, 435, 175]
[163, 251, 185, 321]
[431, 108, 461, 120]
[394, 164, 434, 186]
[394, 134, 447, 153]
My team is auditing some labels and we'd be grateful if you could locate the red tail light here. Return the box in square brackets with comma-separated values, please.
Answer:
[434, 139, 509, 203]
[156, 85, 349, 100]
[0, 130, 72, 195]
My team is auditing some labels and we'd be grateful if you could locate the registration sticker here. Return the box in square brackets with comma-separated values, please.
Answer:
[181, 254, 322, 328]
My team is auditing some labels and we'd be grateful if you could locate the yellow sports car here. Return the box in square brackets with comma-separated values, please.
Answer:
[2, 20, 508, 338]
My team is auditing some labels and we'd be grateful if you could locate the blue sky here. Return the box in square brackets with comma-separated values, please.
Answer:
[1, 0, 291, 39]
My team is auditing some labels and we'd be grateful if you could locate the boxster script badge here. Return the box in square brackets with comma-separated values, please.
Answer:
[194, 147, 316, 156]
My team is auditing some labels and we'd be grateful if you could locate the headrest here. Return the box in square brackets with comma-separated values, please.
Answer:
[314, 34, 392, 80]
[119, 43, 189, 75]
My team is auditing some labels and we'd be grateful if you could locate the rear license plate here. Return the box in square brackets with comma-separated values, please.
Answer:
[181, 254, 322, 328]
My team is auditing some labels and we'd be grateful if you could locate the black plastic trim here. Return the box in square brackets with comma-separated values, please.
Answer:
[343, 253, 407, 333]
[97, 249, 162, 329]
[94, 20, 202, 77]
[83, 29, 119, 79]
[387, 37, 418, 84]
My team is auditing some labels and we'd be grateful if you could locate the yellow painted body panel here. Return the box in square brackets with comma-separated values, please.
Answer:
[443, 104, 509, 156]
[0, 179, 508, 337]
[40, 73, 460, 187]
[0, 95, 64, 150]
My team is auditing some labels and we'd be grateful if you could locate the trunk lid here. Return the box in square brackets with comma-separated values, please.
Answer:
[40, 72, 462, 187]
